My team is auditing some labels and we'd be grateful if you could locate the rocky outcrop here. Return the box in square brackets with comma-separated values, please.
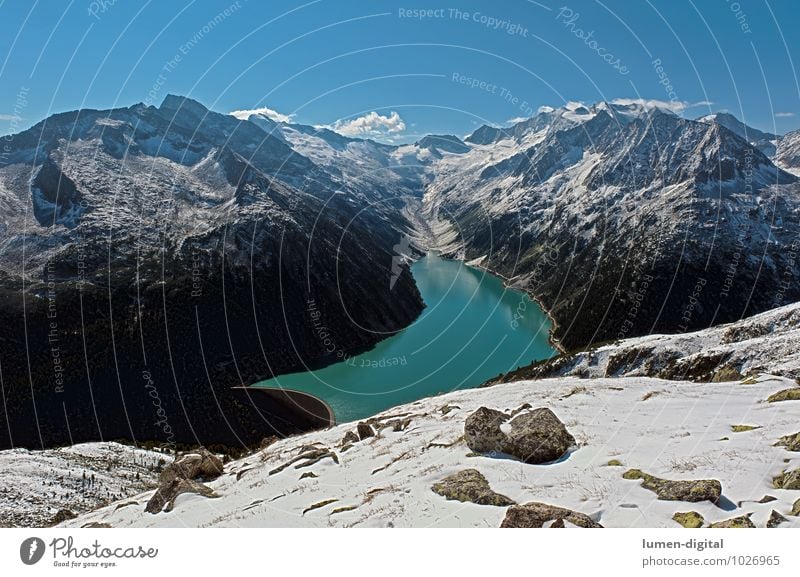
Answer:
[431, 469, 514, 506]
[709, 514, 755, 528]
[500, 502, 602, 528]
[768, 388, 800, 402]
[767, 510, 788, 528]
[777, 432, 800, 452]
[464, 407, 575, 463]
[357, 423, 375, 441]
[672, 511, 704, 528]
[622, 469, 721, 503]
[773, 468, 800, 490]
[145, 448, 223, 514]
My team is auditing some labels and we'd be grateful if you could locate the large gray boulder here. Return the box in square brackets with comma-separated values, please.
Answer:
[464, 406, 576, 464]
[500, 502, 603, 528]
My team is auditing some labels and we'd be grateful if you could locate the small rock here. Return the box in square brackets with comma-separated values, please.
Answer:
[622, 469, 721, 503]
[500, 502, 602, 528]
[357, 422, 375, 441]
[145, 447, 223, 514]
[81, 522, 112, 528]
[431, 469, 515, 507]
[759, 495, 778, 504]
[767, 388, 800, 402]
[791, 498, 800, 516]
[776, 432, 800, 452]
[341, 431, 359, 446]
[766, 510, 788, 528]
[673, 511, 704, 528]
[709, 514, 755, 528]
[773, 468, 800, 490]
[259, 436, 279, 450]
[299, 471, 318, 480]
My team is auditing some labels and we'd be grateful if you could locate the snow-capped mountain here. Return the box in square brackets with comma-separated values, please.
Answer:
[776, 128, 800, 174]
[422, 100, 800, 350]
[0, 95, 423, 449]
[48, 303, 800, 528]
[698, 112, 779, 156]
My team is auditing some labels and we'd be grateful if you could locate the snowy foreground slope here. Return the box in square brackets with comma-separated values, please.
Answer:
[0, 443, 163, 527]
[60, 374, 800, 528]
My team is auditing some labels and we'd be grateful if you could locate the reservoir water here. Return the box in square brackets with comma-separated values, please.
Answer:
[254, 253, 556, 423]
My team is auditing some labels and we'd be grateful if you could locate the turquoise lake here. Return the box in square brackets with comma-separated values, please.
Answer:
[254, 253, 556, 423]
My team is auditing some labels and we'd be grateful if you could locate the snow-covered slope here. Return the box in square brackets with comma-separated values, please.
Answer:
[776, 128, 800, 175]
[491, 301, 800, 384]
[0, 443, 163, 528]
[59, 374, 800, 528]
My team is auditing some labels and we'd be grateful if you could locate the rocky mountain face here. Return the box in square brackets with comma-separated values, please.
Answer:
[0, 96, 423, 449]
[698, 112, 779, 156]
[422, 101, 800, 350]
[776, 128, 800, 173]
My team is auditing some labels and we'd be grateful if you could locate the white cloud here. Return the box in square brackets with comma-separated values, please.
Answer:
[0, 114, 21, 121]
[610, 98, 714, 114]
[331, 111, 406, 138]
[506, 116, 529, 125]
[229, 106, 294, 123]
[776, 112, 795, 118]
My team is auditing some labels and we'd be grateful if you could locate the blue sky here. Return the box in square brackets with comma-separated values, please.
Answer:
[1, 0, 799, 142]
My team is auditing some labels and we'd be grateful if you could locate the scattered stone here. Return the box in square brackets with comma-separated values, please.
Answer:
[776, 432, 800, 452]
[791, 499, 800, 516]
[607, 459, 623, 467]
[299, 472, 318, 480]
[759, 495, 778, 503]
[673, 511, 704, 528]
[767, 388, 800, 402]
[340, 431, 359, 447]
[772, 468, 800, 490]
[302, 499, 338, 515]
[330, 505, 358, 515]
[464, 406, 575, 464]
[709, 514, 755, 528]
[431, 469, 515, 507]
[500, 502, 602, 528]
[269, 448, 339, 475]
[767, 510, 788, 528]
[440, 404, 461, 415]
[622, 469, 721, 503]
[357, 422, 375, 441]
[731, 425, 761, 433]
[711, 365, 743, 382]
[145, 448, 223, 514]
[81, 522, 112, 528]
